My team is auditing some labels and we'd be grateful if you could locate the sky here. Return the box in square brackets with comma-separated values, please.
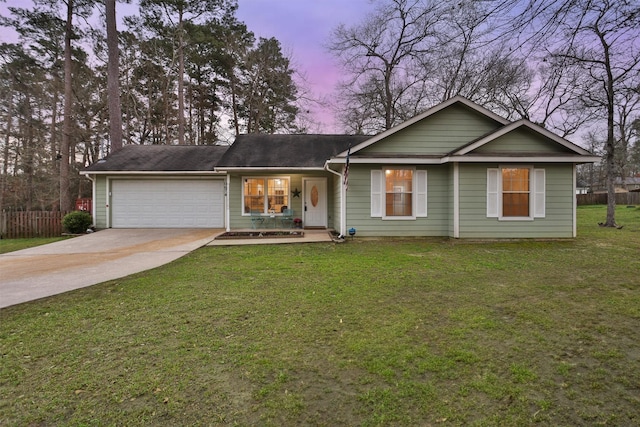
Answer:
[234, 0, 374, 131]
[0, 0, 376, 132]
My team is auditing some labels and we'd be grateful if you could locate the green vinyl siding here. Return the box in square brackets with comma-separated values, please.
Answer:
[361, 104, 501, 155]
[473, 127, 573, 154]
[344, 164, 450, 237]
[94, 175, 108, 229]
[458, 163, 574, 238]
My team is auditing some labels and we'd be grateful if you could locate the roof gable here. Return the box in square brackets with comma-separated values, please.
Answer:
[339, 96, 509, 157]
[453, 120, 594, 157]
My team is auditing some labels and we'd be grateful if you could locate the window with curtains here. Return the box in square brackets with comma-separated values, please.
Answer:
[243, 177, 289, 214]
[371, 168, 427, 219]
[486, 167, 545, 220]
[502, 168, 530, 217]
[385, 169, 413, 216]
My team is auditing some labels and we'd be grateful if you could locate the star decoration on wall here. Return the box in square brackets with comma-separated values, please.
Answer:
[291, 188, 301, 198]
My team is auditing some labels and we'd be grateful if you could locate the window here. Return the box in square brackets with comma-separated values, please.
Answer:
[371, 168, 427, 218]
[385, 169, 413, 216]
[487, 167, 545, 220]
[502, 168, 530, 217]
[243, 177, 289, 214]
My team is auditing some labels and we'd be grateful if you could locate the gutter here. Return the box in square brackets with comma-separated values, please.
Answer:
[214, 166, 324, 172]
[326, 155, 601, 165]
[79, 170, 224, 176]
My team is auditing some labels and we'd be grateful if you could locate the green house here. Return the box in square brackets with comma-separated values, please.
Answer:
[82, 96, 599, 238]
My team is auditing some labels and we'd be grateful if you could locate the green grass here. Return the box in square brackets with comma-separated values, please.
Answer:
[1, 206, 639, 426]
[0, 236, 70, 254]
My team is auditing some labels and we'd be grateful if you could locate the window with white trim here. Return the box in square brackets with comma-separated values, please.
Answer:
[243, 177, 289, 214]
[502, 168, 530, 217]
[487, 167, 545, 220]
[386, 169, 413, 216]
[371, 168, 427, 219]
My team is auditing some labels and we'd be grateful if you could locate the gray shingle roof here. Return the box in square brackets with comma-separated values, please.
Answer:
[83, 145, 229, 172]
[216, 134, 371, 168]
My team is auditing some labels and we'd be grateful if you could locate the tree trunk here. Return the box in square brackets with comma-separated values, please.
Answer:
[59, 0, 73, 212]
[177, 9, 185, 144]
[49, 89, 59, 167]
[0, 100, 12, 213]
[231, 72, 240, 136]
[601, 29, 617, 227]
[384, 61, 393, 130]
[106, 0, 123, 151]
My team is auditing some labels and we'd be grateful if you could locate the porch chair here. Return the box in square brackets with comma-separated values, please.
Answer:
[280, 208, 294, 228]
[250, 210, 265, 229]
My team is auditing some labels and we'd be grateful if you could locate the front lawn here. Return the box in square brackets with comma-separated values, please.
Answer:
[0, 236, 70, 254]
[1, 206, 639, 426]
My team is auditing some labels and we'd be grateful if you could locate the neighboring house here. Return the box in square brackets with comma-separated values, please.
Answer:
[82, 96, 599, 238]
[576, 179, 590, 195]
[614, 176, 640, 192]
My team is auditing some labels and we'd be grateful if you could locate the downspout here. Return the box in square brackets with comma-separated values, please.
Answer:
[453, 163, 460, 238]
[324, 161, 345, 236]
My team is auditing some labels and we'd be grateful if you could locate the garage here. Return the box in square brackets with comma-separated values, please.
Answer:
[111, 179, 224, 228]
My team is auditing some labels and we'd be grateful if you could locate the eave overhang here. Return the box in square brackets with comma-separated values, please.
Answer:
[213, 166, 325, 173]
[327, 154, 601, 165]
[80, 170, 224, 176]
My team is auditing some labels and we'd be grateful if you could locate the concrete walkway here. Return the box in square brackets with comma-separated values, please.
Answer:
[207, 229, 335, 246]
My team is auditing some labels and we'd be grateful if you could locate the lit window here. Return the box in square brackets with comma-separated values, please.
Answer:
[384, 169, 413, 216]
[244, 177, 289, 214]
[502, 168, 529, 217]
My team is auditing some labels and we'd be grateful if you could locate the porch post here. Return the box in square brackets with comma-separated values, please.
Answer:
[572, 164, 577, 238]
[341, 176, 347, 237]
[453, 162, 460, 238]
[225, 174, 231, 232]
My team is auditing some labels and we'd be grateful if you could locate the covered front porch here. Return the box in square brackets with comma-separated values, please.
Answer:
[224, 172, 336, 232]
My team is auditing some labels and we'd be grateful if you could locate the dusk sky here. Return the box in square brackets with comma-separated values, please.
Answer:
[0, 0, 377, 132]
[235, 0, 375, 131]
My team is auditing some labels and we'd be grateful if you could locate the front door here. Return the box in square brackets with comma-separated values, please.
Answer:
[303, 178, 327, 228]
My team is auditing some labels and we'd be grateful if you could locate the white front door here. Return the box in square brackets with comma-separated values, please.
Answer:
[303, 178, 327, 228]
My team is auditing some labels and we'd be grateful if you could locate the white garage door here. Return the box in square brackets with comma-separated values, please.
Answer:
[111, 179, 224, 228]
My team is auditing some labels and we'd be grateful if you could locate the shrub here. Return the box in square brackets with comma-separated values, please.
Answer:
[62, 211, 93, 234]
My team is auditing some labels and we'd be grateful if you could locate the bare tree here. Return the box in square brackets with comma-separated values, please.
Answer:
[548, 0, 640, 227]
[328, 0, 445, 131]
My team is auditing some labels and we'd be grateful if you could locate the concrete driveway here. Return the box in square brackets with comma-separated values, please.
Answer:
[0, 228, 221, 309]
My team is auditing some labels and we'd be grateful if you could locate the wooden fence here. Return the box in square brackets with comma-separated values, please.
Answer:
[576, 192, 640, 206]
[0, 211, 70, 239]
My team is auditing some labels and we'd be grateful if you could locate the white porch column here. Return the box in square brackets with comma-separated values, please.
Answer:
[453, 162, 460, 238]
